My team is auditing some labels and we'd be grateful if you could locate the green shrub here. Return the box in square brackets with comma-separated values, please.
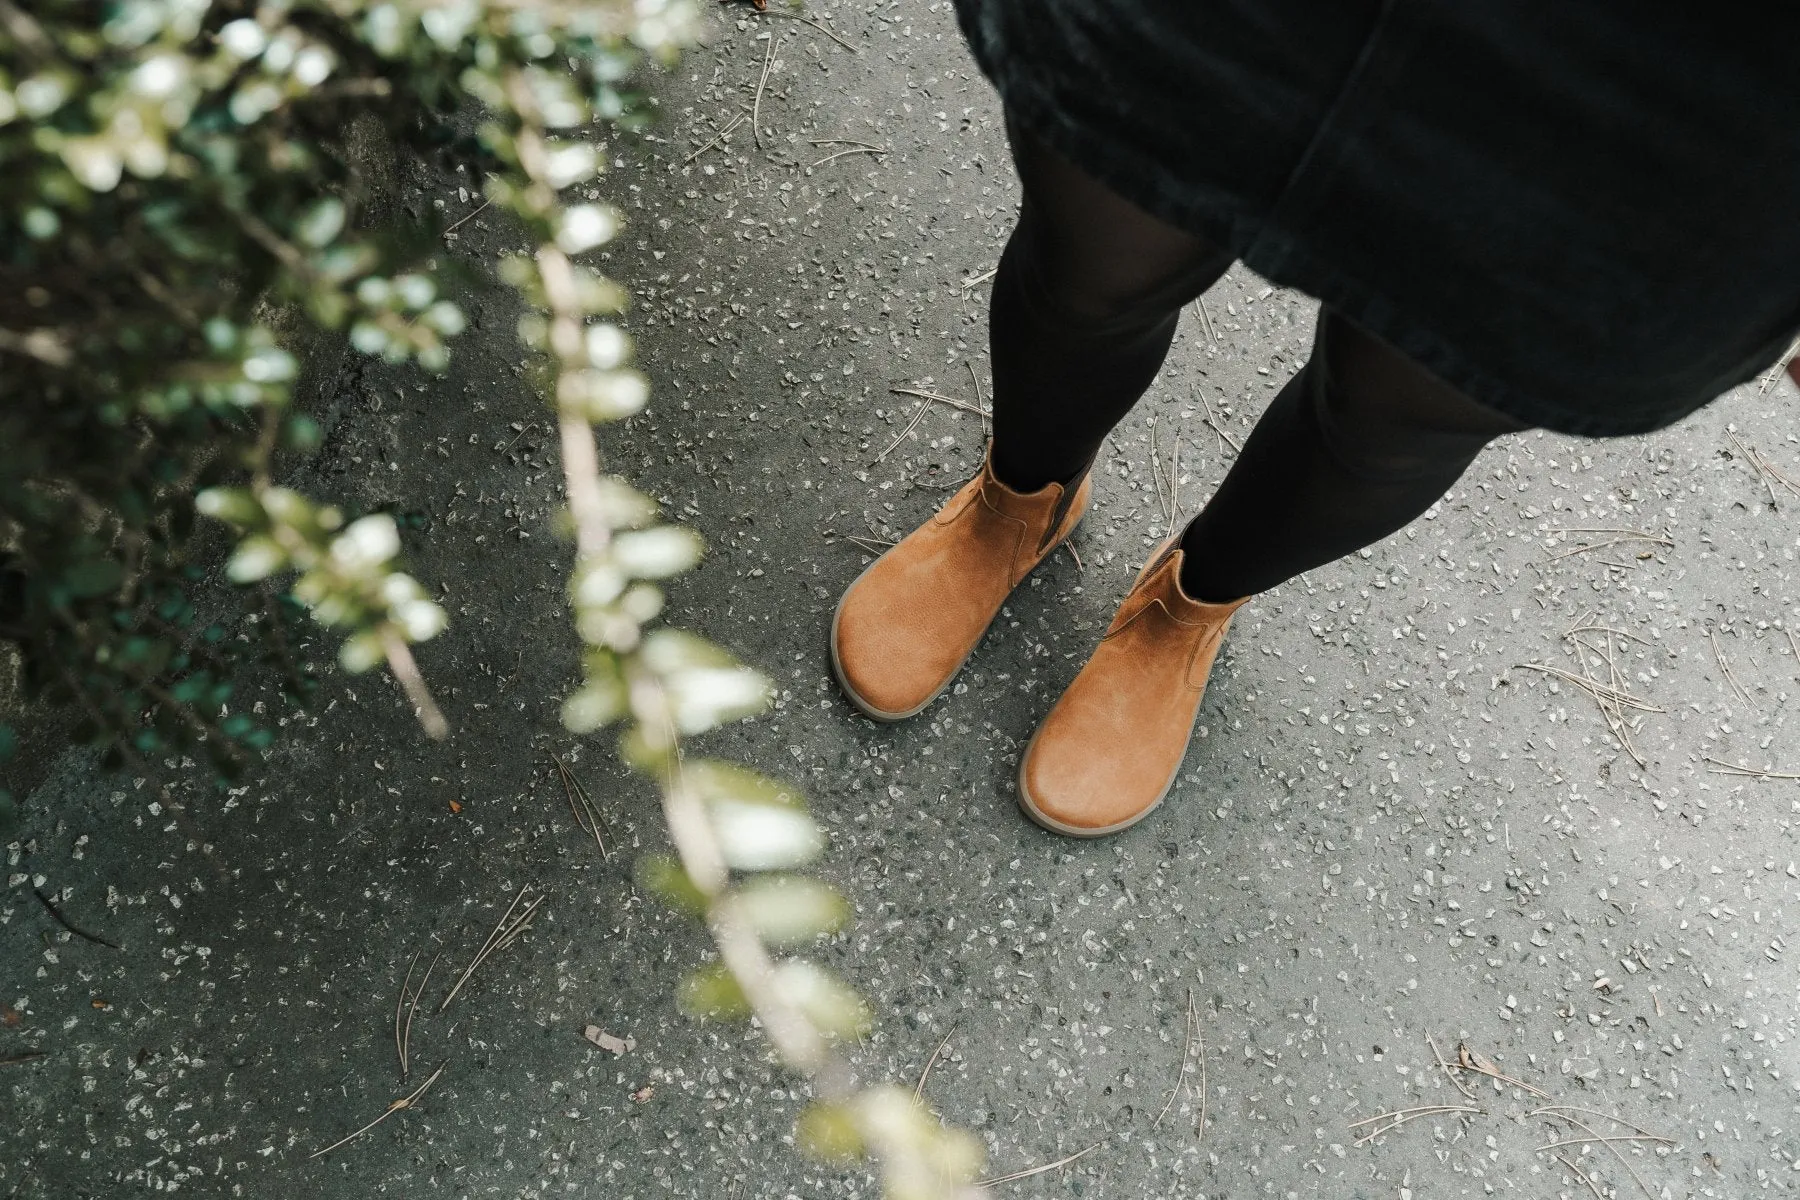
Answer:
[0, 2, 980, 1194]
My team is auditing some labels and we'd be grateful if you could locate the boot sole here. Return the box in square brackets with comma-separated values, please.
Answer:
[827, 525, 1083, 724]
[1015, 718, 1194, 838]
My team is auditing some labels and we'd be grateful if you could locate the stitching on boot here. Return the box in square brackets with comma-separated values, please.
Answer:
[1102, 552, 1187, 639]
[1105, 594, 1208, 641]
[971, 490, 1031, 586]
[1035, 460, 1095, 554]
[1182, 619, 1231, 690]
[932, 478, 979, 526]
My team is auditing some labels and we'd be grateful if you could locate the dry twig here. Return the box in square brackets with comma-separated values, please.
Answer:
[1149, 421, 1173, 529]
[875, 396, 930, 463]
[1528, 1105, 1670, 1142]
[1454, 1042, 1552, 1099]
[913, 1023, 957, 1102]
[1533, 1110, 1659, 1200]
[889, 387, 986, 417]
[1427, 1033, 1477, 1100]
[436, 886, 545, 1013]
[1195, 387, 1241, 454]
[32, 889, 120, 949]
[1707, 626, 1754, 704]
[832, 534, 894, 555]
[966, 361, 989, 440]
[1193, 297, 1219, 344]
[1349, 1104, 1483, 1146]
[751, 34, 780, 150]
[752, 8, 861, 53]
[1540, 1134, 1674, 1152]
[975, 1141, 1102, 1187]
[958, 266, 997, 291]
[1564, 623, 1653, 646]
[1169, 434, 1182, 523]
[1511, 662, 1663, 713]
[1758, 334, 1800, 395]
[395, 949, 420, 1076]
[1540, 528, 1672, 565]
[1726, 429, 1797, 505]
[442, 199, 491, 238]
[309, 1061, 447, 1159]
[684, 112, 746, 163]
[1194, 1002, 1209, 1142]
[1154, 990, 1197, 1126]
[1555, 1153, 1607, 1200]
[401, 951, 438, 1079]
[1564, 629, 1647, 768]
[810, 146, 887, 169]
[553, 753, 610, 859]
[1703, 755, 1800, 780]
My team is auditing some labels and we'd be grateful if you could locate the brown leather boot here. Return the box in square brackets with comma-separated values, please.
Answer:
[830, 450, 1091, 721]
[1018, 542, 1249, 836]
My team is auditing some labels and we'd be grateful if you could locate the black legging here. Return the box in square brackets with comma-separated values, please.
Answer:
[990, 119, 1530, 602]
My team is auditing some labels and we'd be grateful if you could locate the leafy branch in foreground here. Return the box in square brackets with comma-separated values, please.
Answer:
[2, 1, 980, 1194]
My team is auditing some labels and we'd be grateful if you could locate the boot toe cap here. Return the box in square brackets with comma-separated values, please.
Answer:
[1019, 709, 1158, 836]
[831, 584, 952, 719]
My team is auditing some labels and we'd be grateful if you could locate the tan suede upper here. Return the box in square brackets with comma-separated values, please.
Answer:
[1020, 544, 1248, 835]
[831, 452, 1091, 720]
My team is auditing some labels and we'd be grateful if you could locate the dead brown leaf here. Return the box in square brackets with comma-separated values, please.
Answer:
[1457, 1043, 1494, 1072]
[582, 1025, 634, 1055]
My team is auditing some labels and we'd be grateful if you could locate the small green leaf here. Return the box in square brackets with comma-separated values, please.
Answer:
[708, 800, 824, 872]
[561, 368, 648, 421]
[616, 724, 674, 774]
[283, 415, 322, 452]
[555, 203, 619, 254]
[329, 514, 400, 570]
[226, 536, 286, 583]
[586, 478, 658, 528]
[612, 527, 703, 579]
[65, 560, 123, 597]
[733, 876, 850, 946]
[682, 761, 805, 810]
[677, 963, 749, 1020]
[295, 198, 346, 248]
[796, 1102, 864, 1163]
[338, 630, 384, 674]
[561, 677, 625, 734]
[637, 855, 706, 916]
[773, 960, 872, 1040]
[663, 663, 771, 734]
[195, 487, 265, 529]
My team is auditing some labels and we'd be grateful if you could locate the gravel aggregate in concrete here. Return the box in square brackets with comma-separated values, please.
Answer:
[5, 4, 1799, 1197]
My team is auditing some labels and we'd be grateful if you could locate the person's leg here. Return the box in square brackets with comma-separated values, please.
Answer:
[831, 120, 1232, 720]
[1019, 310, 1534, 837]
[1177, 310, 1531, 601]
[989, 118, 1235, 492]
